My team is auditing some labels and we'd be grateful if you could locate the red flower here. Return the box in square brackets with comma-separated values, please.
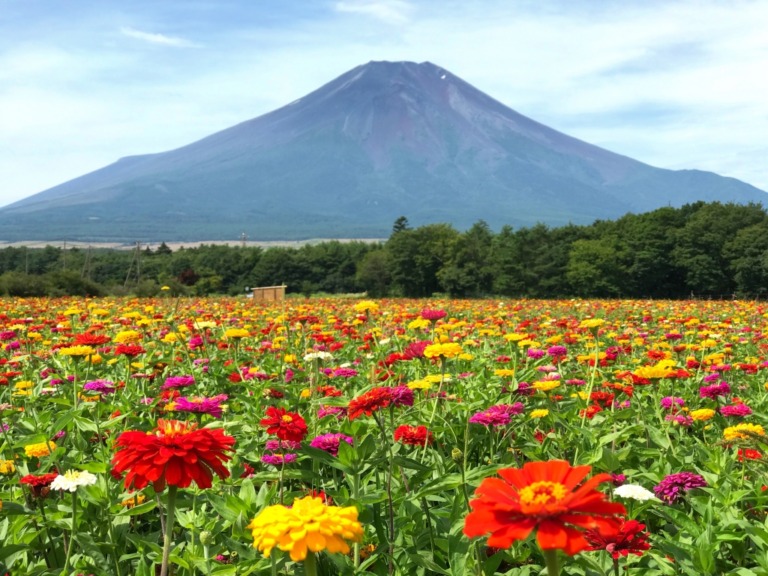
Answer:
[738, 448, 762, 461]
[347, 387, 392, 420]
[464, 460, 626, 555]
[74, 333, 111, 346]
[20, 472, 59, 498]
[585, 518, 651, 559]
[111, 419, 235, 491]
[115, 344, 145, 357]
[259, 407, 308, 442]
[394, 425, 433, 446]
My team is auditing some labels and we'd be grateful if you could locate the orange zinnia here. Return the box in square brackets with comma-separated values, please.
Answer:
[111, 419, 235, 491]
[464, 460, 625, 555]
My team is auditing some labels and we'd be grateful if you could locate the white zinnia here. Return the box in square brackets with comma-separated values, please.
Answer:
[50, 470, 98, 492]
[613, 483, 658, 501]
[303, 351, 333, 362]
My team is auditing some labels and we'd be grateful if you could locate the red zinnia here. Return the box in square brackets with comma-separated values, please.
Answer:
[259, 407, 308, 442]
[74, 333, 111, 346]
[115, 344, 146, 357]
[20, 472, 59, 498]
[584, 518, 651, 559]
[464, 460, 626, 555]
[347, 387, 392, 420]
[394, 425, 433, 446]
[111, 419, 235, 491]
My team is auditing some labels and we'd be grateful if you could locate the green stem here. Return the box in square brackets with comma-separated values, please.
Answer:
[613, 556, 620, 576]
[303, 551, 318, 576]
[60, 492, 77, 576]
[160, 486, 178, 576]
[542, 548, 560, 576]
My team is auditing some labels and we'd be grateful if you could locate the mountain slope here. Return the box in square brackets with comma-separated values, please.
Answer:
[1, 60, 765, 241]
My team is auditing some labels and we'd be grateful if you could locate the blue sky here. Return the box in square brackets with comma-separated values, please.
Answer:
[2, 0, 767, 207]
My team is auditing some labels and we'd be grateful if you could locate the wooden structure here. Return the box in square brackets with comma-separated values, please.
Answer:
[248, 285, 287, 302]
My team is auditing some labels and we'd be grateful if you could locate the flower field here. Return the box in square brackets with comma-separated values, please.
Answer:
[1, 296, 768, 575]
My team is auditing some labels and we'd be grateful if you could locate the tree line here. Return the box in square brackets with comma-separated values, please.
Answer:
[1, 201, 767, 299]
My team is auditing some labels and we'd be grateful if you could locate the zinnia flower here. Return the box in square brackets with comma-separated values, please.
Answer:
[50, 469, 98, 492]
[111, 419, 235, 491]
[25, 441, 56, 458]
[348, 387, 393, 420]
[20, 472, 58, 498]
[394, 425, 433, 446]
[613, 484, 657, 501]
[585, 518, 651, 559]
[424, 342, 464, 359]
[310, 433, 354, 456]
[653, 472, 707, 504]
[162, 375, 196, 390]
[260, 407, 308, 442]
[463, 460, 626, 555]
[724, 422, 766, 441]
[246, 496, 364, 561]
[173, 395, 228, 419]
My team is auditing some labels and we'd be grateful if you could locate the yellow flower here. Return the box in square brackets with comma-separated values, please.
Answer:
[724, 423, 766, 441]
[690, 408, 715, 422]
[353, 300, 379, 313]
[424, 342, 463, 359]
[408, 318, 430, 330]
[529, 409, 550, 419]
[58, 345, 95, 357]
[579, 318, 605, 329]
[459, 353, 474, 361]
[532, 380, 560, 392]
[161, 333, 179, 344]
[494, 369, 516, 378]
[25, 441, 56, 458]
[161, 285, 171, 291]
[503, 333, 528, 342]
[246, 496, 363, 561]
[114, 330, 142, 344]
[407, 379, 432, 390]
[0, 460, 16, 475]
[632, 360, 676, 380]
[224, 328, 249, 339]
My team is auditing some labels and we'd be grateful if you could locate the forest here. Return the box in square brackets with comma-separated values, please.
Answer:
[1, 200, 767, 299]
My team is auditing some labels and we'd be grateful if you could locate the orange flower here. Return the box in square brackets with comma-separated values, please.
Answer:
[111, 419, 235, 491]
[463, 460, 625, 555]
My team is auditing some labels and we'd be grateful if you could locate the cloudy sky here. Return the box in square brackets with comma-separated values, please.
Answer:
[1, 0, 767, 207]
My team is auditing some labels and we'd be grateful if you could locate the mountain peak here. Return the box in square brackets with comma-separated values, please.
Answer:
[0, 61, 764, 242]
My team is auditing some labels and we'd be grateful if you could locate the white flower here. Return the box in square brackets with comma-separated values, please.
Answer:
[613, 483, 658, 501]
[303, 351, 333, 362]
[50, 470, 98, 492]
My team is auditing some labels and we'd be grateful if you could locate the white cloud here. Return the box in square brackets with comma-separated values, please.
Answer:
[334, 0, 412, 24]
[120, 26, 200, 47]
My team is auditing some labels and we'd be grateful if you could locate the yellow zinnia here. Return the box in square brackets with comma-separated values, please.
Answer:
[532, 380, 560, 392]
[246, 496, 363, 561]
[529, 409, 550, 419]
[224, 328, 250, 339]
[114, 330, 142, 344]
[424, 342, 463, 359]
[724, 423, 766, 441]
[690, 409, 715, 422]
[0, 460, 15, 475]
[25, 441, 56, 458]
[58, 345, 95, 357]
[353, 300, 379, 313]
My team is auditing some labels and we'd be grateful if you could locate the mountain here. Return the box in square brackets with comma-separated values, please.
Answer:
[1, 60, 765, 242]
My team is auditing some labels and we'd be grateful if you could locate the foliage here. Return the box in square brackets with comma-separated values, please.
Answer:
[1, 201, 767, 298]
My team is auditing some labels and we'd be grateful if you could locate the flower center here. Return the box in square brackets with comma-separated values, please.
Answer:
[156, 419, 196, 437]
[281, 415, 293, 423]
[518, 481, 568, 507]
